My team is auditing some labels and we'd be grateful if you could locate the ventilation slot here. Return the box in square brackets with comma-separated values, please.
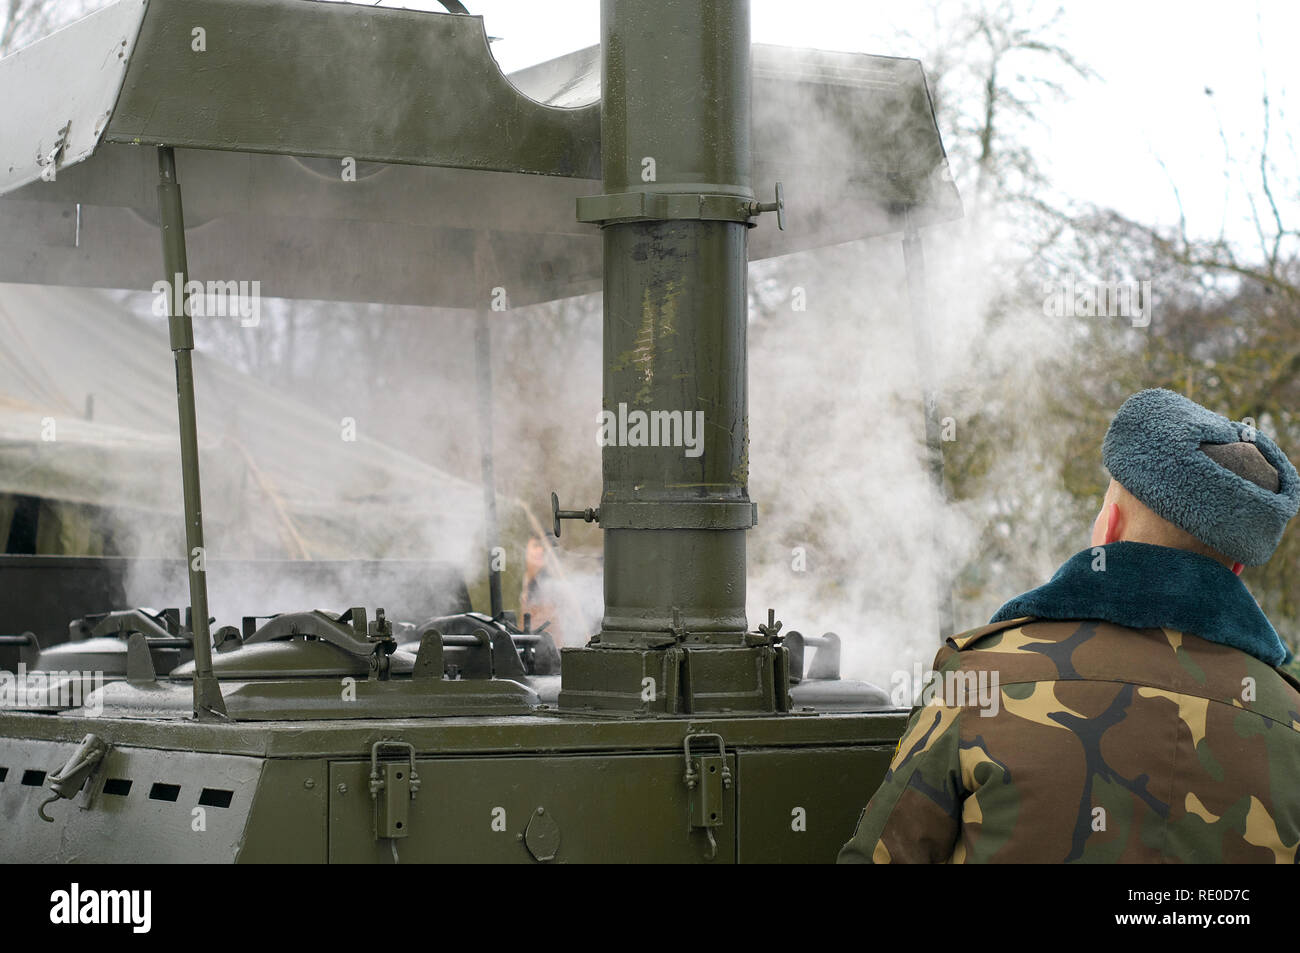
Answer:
[148, 782, 181, 802]
[103, 778, 132, 797]
[0, 767, 7, 783]
[198, 788, 233, 809]
[21, 769, 45, 786]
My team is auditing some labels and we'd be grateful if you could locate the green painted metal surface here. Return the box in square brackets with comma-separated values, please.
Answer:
[0, 0, 956, 863]
[0, 712, 905, 863]
[734, 746, 895, 862]
[0, 0, 959, 306]
[107, 0, 600, 177]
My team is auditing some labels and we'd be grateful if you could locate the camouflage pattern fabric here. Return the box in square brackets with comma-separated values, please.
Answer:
[839, 617, 1300, 863]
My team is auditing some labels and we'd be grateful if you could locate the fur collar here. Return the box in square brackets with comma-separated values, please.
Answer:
[990, 542, 1289, 666]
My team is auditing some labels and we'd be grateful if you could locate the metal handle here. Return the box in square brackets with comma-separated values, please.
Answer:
[551, 491, 599, 538]
[748, 181, 785, 230]
[369, 740, 420, 798]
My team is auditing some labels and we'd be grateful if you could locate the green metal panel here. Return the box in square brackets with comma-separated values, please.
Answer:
[327, 752, 737, 863]
[0, 708, 907, 862]
[0, 708, 907, 758]
[106, 0, 600, 177]
[237, 758, 329, 863]
[734, 746, 895, 863]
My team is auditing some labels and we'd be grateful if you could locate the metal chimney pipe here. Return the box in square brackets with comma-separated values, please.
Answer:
[561, 0, 789, 713]
[593, 0, 754, 647]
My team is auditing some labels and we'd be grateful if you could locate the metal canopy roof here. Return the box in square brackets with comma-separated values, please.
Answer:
[0, 0, 961, 307]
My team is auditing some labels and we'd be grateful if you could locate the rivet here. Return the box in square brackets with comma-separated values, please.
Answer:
[337, 783, 348, 794]
[303, 778, 315, 789]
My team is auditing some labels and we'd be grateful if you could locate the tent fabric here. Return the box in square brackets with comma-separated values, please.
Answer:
[0, 283, 486, 561]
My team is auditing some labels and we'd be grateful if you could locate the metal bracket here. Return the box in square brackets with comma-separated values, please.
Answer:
[124, 632, 157, 684]
[747, 181, 785, 230]
[682, 732, 731, 860]
[369, 741, 421, 840]
[38, 733, 108, 823]
[411, 630, 445, 681]
[366, 608, 397, 681]
[213, 625, 243, 653]
[0, 632, 40, 668]
[786, 631, 841, 681]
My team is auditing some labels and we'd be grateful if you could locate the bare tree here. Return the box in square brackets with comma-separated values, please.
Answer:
[0, 0, 97, 56]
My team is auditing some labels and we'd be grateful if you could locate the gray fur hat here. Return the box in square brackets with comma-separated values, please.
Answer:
[1102, 389, 1300, 566]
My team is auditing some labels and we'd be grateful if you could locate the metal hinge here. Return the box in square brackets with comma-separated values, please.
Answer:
[682, 732, 731, 860]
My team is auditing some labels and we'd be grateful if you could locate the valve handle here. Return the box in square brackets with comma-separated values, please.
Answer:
[749, 181, 785, 230]
[551, 491, 599, 538]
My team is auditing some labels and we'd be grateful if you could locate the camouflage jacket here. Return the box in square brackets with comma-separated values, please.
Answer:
[838, 617, 1300, 863]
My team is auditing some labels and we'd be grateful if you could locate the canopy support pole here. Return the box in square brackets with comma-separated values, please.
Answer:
[473, 308, 504, 621]
[156, 146, 226, 720]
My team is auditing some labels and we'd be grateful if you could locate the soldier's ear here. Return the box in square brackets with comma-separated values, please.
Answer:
[1232, 562, 1244, 576]
[1103, 502, 1123, 545]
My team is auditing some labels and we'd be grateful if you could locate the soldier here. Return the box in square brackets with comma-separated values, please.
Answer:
[840, 389, 1300, 863]
[520, 530, 564, 645]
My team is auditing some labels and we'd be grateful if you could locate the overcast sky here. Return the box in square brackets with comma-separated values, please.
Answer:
[387, 0, 1297, 253]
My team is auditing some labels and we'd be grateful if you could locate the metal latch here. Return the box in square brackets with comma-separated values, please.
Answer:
[683, 732, 731, 860]
[38, 732, 108, 822]
[369, 741, 420, 840]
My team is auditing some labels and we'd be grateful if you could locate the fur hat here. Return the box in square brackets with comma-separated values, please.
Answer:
[1102, 389, 1299, 565]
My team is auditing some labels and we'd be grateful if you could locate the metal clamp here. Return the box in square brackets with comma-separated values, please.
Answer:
[597, 499, 756, 531]
[551, 491, 599, 538]
[577, 182, 785, 230]
[577, 189, 755, 226]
